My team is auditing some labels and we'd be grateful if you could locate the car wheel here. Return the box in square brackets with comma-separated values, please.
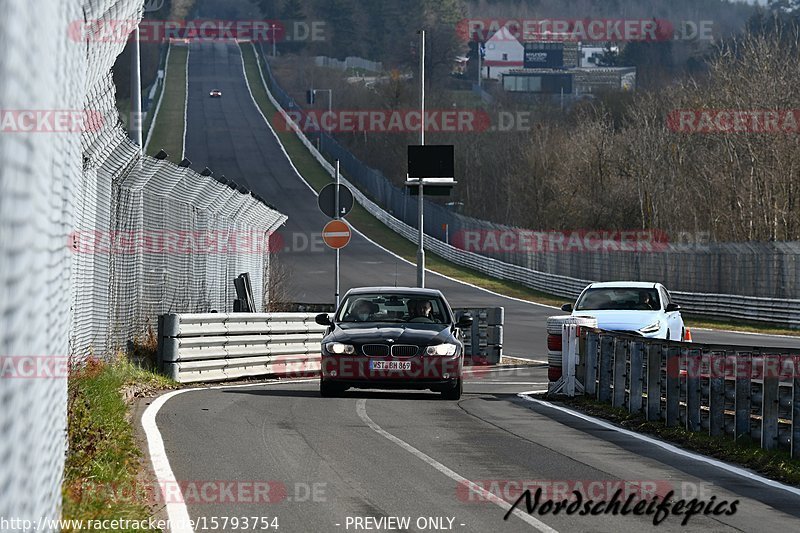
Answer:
[441, 379, 462, 400]
[320, 380, 344, 397]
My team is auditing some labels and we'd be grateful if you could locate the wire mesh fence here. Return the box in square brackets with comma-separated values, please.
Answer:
[257, 43, 800, 300]
[0, 2, 286, 527]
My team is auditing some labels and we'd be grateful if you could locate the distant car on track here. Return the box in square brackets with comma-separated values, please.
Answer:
[561, 281, 686, 340]
[315, 287, 473, 399]
[209, 89, 223, 98]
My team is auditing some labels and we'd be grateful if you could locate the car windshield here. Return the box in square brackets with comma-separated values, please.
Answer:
[576, 288, 661, 311]
[336, 293, 449, 324]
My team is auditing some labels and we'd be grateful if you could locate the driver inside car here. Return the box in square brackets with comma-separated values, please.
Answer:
[346, 299, 376, 321]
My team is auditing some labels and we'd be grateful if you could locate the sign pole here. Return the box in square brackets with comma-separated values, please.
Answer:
[335, 160, 341, 308]
[417, 29, 426, 288]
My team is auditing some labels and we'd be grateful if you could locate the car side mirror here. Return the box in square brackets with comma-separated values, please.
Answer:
[456, 314, 473, 329]
[561, 303, 573, 313]
[315, 313, 332, 326]
[665, 303, 681, 312]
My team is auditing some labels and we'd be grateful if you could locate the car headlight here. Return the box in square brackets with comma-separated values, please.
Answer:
[426, 343, 457, 356]
[325, 342, 355, 355]
[639, 322, 661, 334]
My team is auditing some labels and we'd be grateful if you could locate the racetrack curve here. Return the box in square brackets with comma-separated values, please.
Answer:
[146, 40, 800, 533]
[181, 40, 799, 355]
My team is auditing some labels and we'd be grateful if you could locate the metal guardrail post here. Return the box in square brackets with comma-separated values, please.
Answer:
[629, 341, 644, 413]
[665, 346, 680, 427]
[646, 343, 662, 421]
[709, 350, 726, 436]
[584, 331, 598, 397]
[598, 335, 613, 403]
[793, 355, 800, 458]
[735, 352, 752, 442]
[612, 338, 627, 408]
[762, 354, 780, 450]
[686, 347, 701, 432]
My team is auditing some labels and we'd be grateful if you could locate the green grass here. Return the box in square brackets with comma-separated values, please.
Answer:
[145, 45, 188, 160]
[62, 352, 176, 532]
[553, 396, 800, 486]
[240, 43, 800, 335]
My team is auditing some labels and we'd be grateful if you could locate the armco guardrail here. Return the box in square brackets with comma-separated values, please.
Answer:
[552, 326, 800, 457]
[248, 42, 800, 328]
[158, 313, 327, 383]
[458, 307, 503, 364]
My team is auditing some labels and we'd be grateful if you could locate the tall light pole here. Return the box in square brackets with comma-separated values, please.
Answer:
[416, 29, 426, 288]
[311, 88, 333, 152]
[271, 24, 277, 57]
[130, 25, 143, 151]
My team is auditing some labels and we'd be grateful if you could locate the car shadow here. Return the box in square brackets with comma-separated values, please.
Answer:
[222, 386, 447, 401]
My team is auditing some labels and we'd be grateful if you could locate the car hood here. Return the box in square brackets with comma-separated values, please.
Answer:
[328, 323, 453, 345]
[572, 310, 663, 331]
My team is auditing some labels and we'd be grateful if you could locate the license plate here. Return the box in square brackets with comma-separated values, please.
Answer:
[370, 361, 411, 371]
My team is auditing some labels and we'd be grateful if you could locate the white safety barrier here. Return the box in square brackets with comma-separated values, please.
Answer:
[546, 316, 598, 394]
[250, 43, 800, 329]
[158, 313, 327, 383]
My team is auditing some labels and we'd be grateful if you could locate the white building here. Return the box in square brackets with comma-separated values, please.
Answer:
[482, 26, 524, 80]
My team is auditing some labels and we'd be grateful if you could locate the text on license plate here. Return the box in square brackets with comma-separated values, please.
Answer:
[370, 361, 411, 371]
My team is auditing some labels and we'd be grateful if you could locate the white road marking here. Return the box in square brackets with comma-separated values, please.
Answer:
[355, 399, 559, 532]
[142, 379, 318, 533]
[518, 392, 800, 498]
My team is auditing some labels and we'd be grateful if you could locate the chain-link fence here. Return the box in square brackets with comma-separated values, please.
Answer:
[0, 2, 286, 527]
[257, 43, 800, 300]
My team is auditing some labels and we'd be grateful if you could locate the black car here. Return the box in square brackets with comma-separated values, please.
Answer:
[315, 287, 473, 399]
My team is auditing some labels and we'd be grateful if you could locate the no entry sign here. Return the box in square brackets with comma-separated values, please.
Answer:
[322, 220, 352, 249]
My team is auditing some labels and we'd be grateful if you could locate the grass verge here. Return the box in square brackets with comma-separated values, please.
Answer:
[145, 45, 188, 159]
[62, 342, 177, 532]
[547, 395, 800, 486]
[240, 44, 799, 336]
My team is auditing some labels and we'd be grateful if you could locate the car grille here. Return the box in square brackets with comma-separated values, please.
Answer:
[362, 344, 389, 357]
[391, 345, 419, 357]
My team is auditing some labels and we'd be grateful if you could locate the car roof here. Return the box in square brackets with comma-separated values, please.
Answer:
[586, 281, 659, 289]
[345, 286, 445, 298]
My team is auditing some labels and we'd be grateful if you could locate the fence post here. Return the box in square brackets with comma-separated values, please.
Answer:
[762, 354, 780, 450]
[584, 331, 598, 397]
[735, 352, 752, 442]
[686, 347, 701, 432]
[598, 335, 613, 403]
[709, 350, 726, 437]
[613, 337, 627, 408]
[665, 346, 680, 427]
[629, 341, 644, 413]
[646, 343, 662, 421]
[792, 355, 800, 458]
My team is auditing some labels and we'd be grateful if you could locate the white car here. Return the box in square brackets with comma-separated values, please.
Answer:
[561, 281, 686, 341]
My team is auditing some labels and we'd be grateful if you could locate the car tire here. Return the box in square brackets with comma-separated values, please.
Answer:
[441, 379, 462, 400]
[320, 380, 344, 397]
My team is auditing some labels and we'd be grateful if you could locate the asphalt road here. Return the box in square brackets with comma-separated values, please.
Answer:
[181, 41, 800, 356]
[155, 367, 800, 532]
[152, 40, 800, 533]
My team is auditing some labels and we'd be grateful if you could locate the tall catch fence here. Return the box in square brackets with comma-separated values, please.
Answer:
[258, 43, 800, 302]
[0, 1, 285, 527]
